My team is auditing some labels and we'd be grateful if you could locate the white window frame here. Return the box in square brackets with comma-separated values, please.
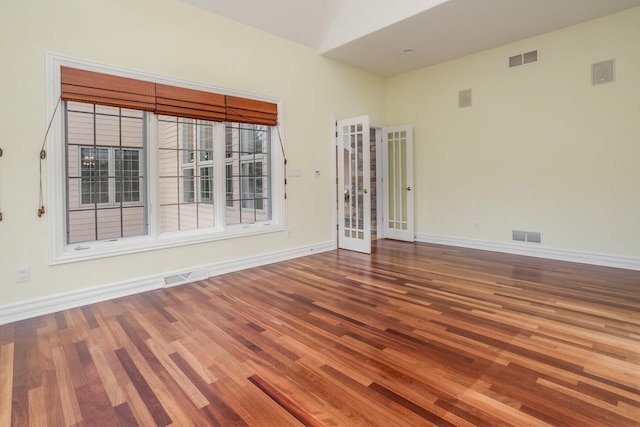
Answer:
[46, 53, 284, 264]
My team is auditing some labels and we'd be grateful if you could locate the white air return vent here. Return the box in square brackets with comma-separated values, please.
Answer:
[508, 50, 539, 69]
[458, 89, 472, 108]
[512, 230, 542, 244]
[592, 59, 615, 85]
[163, 268, 208, 288]
[512, 230, 526, 242]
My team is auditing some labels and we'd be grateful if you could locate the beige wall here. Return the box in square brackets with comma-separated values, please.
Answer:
[0, 0, 385, 305]
[386, 6, 640, 258]
[1, 0, 638, 311]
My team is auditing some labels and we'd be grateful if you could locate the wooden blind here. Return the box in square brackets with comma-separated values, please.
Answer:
[226, 96, 278, 126]
[155, 84, 226, 122]
[60, 67, 156, 111]
[61, 67, 277, 124]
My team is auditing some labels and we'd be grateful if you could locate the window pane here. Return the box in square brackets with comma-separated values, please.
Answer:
[66, 101, 147, 244]
[225, 127, 233, 158]
[199, 123, 213, 162]
[80, 147, 109, 205]
[225, 122, 271, 225]
[199, 166, 213, 203]
[158, 116, 216, 231]
[225, 164, 233, 207]
[182, 169, 195, 203]
[115, 149, 141, 203]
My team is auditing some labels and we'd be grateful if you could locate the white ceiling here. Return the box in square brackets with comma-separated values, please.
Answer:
[179, 0, 640, 77]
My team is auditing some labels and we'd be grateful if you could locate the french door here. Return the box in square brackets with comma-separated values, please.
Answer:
[337, 116, 371, 253]
[382, 125, 414, 242]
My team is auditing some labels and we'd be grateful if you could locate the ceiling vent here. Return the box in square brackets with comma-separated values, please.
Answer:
[508, 50, 539, 69]
[458, 89, 472, 108]
[592, 59, 615, 85]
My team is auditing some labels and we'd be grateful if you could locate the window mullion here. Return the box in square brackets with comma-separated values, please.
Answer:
[194, 121, 200, 227]
[92, 104, 99, 241]
[214, 122, 226, 229]
[146, 113, 158, 238]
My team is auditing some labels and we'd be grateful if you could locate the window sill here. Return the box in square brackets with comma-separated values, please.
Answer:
[50, 222, 284, 265]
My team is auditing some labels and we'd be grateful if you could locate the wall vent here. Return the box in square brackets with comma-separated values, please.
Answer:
[508, 50, 539, 69]
[163, 268, 208, 288]
[458, 89, 472, 108]
[592, 59, 615, 85]
[512, 230, 542, 244]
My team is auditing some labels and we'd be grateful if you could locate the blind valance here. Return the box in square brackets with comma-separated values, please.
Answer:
[60, 67, 278, 125]
[155, 83, 226, 122]
[226, 96, 278, 126]
[61, 67, 156, 111]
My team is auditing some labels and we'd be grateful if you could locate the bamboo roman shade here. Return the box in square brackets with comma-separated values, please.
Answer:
[226, 96, 278, 126]
[155, 84, 226, 122]
[60, 67, 156, 111]
[60, 67, 277, 125]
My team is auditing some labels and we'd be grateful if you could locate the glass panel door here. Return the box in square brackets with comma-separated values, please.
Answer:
[383, 125, 414, 242]
[337, 116, 371, 253]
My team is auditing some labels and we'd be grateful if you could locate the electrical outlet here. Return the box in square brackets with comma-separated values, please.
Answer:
[473, 222, 480, 231]
[16, 266, 30, 283]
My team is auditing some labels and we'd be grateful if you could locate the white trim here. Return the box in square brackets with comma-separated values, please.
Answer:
[415, 234, 640, 271]
[0, 240, 335, 325]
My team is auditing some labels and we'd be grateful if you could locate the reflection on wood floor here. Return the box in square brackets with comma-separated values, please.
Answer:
[2, 240, 639, 426]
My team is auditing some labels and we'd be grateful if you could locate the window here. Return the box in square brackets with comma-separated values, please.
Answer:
[51, 59, 282, 263]
[224, 123, 271, 225]
[66, 102, 146, 244]
[158, 116, 216, 231]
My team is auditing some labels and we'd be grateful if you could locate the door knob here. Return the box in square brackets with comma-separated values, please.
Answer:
[363, 188, 368, 194]
[403, 186, 411, 191]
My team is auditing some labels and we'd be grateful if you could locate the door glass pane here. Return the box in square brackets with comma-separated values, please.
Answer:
[401, 137, 408, 224]
[388, 136, 396, 227]
[342, 124, 367, 240]
[387, 131, 409, 231]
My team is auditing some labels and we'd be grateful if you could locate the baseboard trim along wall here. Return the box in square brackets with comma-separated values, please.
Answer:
[415, 234, 640, 272]
[0, 241, 335, 325]
[4, 236, 636, 325]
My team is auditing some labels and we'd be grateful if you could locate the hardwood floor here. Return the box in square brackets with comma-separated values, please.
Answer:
[2, 240, 639, 426]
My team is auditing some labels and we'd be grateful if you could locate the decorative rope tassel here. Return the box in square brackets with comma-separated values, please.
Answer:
[37, 97, 60, 219]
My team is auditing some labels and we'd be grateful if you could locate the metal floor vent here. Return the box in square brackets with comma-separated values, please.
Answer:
[163, 268, 208, 288]
[512, 230, 542, 244]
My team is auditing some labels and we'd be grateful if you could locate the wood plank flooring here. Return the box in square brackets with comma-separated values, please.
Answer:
[2, 240, 639, 426]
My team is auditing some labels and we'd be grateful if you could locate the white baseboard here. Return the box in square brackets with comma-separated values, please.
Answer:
[415, 234, 640, 271]
[0, 241, 336, 325]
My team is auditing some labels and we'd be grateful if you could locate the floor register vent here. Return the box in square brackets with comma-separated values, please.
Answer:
[512, 230, 542, 244]
[163, 268, 208, 287]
